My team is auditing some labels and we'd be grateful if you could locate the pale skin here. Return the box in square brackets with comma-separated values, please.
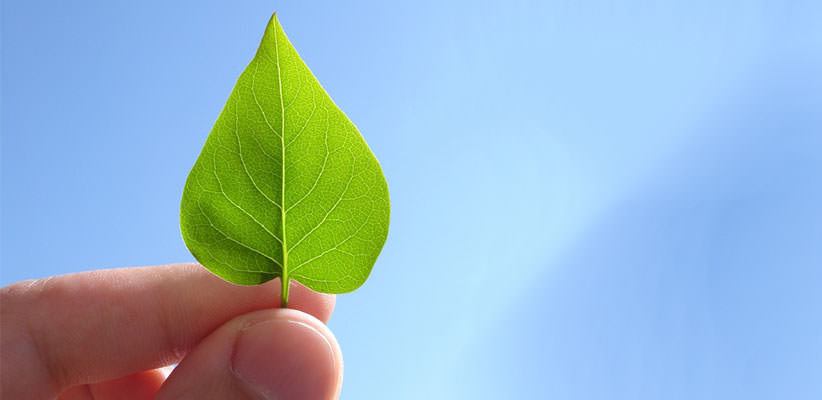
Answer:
[0, 263, 343, 399]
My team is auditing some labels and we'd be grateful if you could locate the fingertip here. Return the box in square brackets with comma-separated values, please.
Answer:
[87, 369, 166, 399]
[232, 309, 342, 399]
[57, 369, 165, 400]
[156, 308, 342, 400]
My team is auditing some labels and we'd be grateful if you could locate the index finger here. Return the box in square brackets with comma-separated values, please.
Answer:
[0, 263, 335, 399]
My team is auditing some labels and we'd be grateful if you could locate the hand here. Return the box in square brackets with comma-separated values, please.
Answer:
[1, 263, 342, 399]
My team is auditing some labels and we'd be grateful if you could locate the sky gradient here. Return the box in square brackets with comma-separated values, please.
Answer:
[3, 1, 821, 398]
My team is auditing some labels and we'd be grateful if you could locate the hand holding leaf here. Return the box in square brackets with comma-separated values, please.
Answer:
[181, 13, 390, 307]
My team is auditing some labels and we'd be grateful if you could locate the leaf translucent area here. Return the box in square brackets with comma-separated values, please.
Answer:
[180, 14, 390, 294]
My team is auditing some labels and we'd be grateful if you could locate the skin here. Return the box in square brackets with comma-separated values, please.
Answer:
[0, 263, 343, 399]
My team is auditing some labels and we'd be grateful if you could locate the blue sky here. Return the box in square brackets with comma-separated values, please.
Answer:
[3, 1, 821, 398]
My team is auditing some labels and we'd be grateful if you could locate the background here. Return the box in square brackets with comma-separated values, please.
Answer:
[3, 1, 821, 398]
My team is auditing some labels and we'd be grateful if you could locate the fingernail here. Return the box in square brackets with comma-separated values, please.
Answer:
[231, 311, 341, 400]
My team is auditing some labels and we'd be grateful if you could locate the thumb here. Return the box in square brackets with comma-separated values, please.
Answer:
[156, 309, 343, 400]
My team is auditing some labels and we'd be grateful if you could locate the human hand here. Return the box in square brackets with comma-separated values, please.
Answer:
[1, 263, 342, 399]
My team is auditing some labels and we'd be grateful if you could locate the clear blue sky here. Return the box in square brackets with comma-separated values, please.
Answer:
[3, 1, 821, 398]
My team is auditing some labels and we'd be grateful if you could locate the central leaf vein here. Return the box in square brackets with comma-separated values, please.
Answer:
[274, 22, 289, 283]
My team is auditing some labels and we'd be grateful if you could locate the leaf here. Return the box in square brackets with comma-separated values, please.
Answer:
[180, 13, 390, 306]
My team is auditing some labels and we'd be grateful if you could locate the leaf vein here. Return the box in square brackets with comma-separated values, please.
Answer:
[196, 200, 283, 268]
[285, 107, 330, 214]
[290, 206, 375, 274]
[212, 151, 283, 245]
[251, 61, 282, 139]
[233, 92, 284, 212]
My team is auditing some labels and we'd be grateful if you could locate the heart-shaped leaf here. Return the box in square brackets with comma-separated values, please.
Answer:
[180, 13, 390, 306]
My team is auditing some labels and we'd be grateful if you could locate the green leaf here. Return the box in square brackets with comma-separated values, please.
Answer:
[180, 13, 390, 307]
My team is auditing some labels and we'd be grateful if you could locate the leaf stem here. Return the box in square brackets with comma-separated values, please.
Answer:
[280, 274, 289, 308]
